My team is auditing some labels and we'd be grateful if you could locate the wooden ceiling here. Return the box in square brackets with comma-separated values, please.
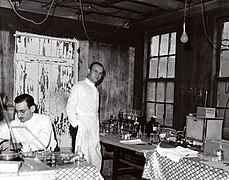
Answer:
[0, 0, 223, 27]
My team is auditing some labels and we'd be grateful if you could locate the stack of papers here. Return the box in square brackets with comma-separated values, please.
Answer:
[156, 144, 198, 162]
[120, 139, 145, 145]
[0, 161, 22, 172]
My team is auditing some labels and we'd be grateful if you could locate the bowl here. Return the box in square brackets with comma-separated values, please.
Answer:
[0, 151, 19, 160]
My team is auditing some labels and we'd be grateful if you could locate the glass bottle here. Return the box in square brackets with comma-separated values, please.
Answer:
[142, 125, 147, 139]
[77, 146, 84, 161]
[156, 123, 161, 142]
[216, 144, 224, 161]
[137, 128, 142, 139]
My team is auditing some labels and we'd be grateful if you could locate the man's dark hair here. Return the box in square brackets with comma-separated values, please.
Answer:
[14, 94, 35, 108]
[89, 62, 106, 76]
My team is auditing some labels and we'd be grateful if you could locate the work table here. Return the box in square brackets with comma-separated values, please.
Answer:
[100, 134, 229, 180]
[143, 151, 229, 180]
[100, 133, 156, 154]
[100, 133, 155, 179]
[0, 152, 104, 180]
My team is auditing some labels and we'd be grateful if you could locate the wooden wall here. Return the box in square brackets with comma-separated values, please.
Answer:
[174, 15, 214, 130]
[0, 8, 137, 122]
[88, 43, 135, 120]
[0, 30, 15, 105]
[78, 41, 135, 120]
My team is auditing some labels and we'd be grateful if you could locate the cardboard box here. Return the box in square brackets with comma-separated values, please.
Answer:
[197, 107, 215, 118]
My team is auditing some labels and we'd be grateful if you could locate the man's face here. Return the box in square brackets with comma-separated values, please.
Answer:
[15, 101, 34, 123]
[88, 64, 104, 83]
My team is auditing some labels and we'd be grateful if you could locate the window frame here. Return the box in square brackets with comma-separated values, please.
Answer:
[145, 30, 177, 127]
[215, 17, 229, 139]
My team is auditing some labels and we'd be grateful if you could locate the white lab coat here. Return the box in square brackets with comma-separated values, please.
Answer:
[0, 113, 57, 152]
[66, 78, 102, 170]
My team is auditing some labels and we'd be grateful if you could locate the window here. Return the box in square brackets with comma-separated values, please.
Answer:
[216, 21, 229, 139]
[146, 32, 176, 126]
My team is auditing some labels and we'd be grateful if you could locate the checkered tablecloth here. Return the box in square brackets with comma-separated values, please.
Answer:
[142, 151, 229, 180]
[54, 161, 104, 180]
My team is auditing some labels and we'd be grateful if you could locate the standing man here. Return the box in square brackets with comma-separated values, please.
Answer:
[0, 93, 57, 152]
[66, 62, 105, 171]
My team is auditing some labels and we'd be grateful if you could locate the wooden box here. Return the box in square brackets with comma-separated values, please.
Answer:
[197, 107, 216, 118]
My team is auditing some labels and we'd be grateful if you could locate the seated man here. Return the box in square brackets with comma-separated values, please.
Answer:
[0, 93, 57, 152]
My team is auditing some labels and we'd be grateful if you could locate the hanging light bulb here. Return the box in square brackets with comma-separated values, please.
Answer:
[180, 22, 188, 43]
[180, 0, 189, 43]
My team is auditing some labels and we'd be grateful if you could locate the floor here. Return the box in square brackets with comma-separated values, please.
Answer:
[103, 174, 142, 180]
[102, 169, 143, 180]
[101, 155, 144, 180]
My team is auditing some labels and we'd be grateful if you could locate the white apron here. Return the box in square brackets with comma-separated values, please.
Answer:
[67, 78, 102, 170]
[75, 114, 101, 170]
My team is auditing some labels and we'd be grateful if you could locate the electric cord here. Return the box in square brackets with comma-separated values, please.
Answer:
[79, 0, 91, 41]
[200, 0, 229, 50]
[7, 0, 55, 25]
[95, 11, 131, 38]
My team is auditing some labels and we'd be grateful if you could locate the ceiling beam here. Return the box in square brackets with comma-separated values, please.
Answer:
[0, 0, 132, 27]
[100, 0, 125, 7]
[130, 0, 183, 10]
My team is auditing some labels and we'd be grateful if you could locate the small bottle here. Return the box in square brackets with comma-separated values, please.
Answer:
[157, 124, 161, 134]
[156, 124, 161, 142]
[151, 116, 157, 134]
[142, 125, 147, 139]
[77, 146, 84, 161]
[137, 129, 142, 139]
[118, 109, 123, 120]
[50, 152, 56, 166]
[216, 144, 224, 161]
[152, 125, 157, 134]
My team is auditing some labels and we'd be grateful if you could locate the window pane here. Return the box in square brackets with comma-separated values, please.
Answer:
[150, 36, 159, 56]
[222, 22, 229, 39]
[147, 82, 156, 101]
[217, 82, 229, 107]
[156, 82, 165, 102]
[167, 56, 175, 78]
[158, 57, 167, 78]
[221, 22, 229, 50]
[217, 109, 229, 126]
[149, 58, 158, 78]
[219, 51, 229, 77]
[156, 104, 164, 125]
[160, 34, 169, 55]
[165, 104, 173, 126]
[147, 102, 156, 121]
[166, 82, 174, 103]
[218, 108, 229, 139]
[169, 32, 176, 54]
